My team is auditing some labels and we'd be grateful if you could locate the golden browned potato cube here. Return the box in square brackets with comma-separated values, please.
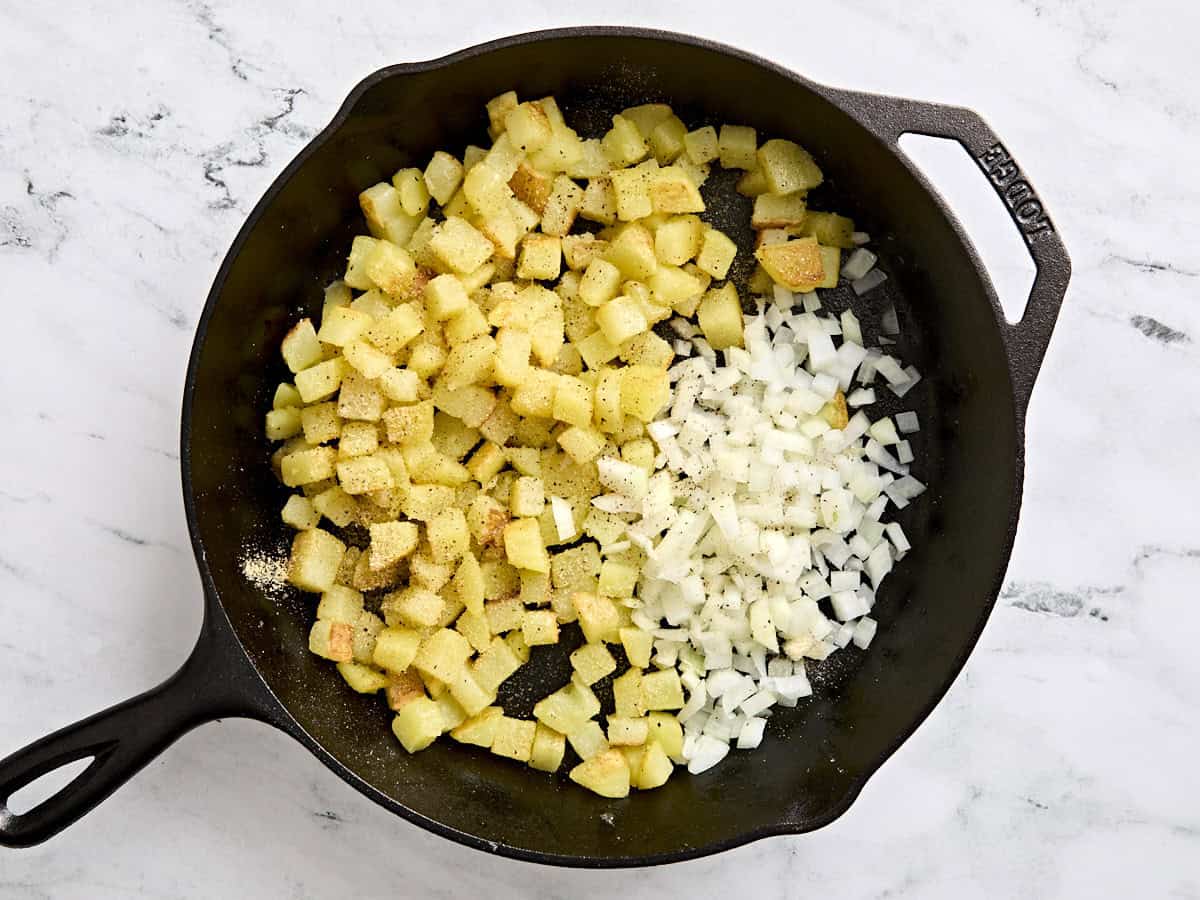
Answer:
[605, 223, 657, 281]
[683, 125, 719, 164]
[757, 138, 823, 194]
[491, 716, 537, 762]
[529, 723, 566, 773]
[595, 296, 648, 346]
[601, 114, 649, 167]
[372, 626, 422, 673]
[396, 484, 451, 522]
[718, 124, 758, 169]
[752, 192, 808, 229]
[430, 217, 493, 275]
[413, 628, 473, 683]
[569, 748, 630, 798]
[365, 305, 424, 357]
[448, 669, 495, 718]
[619, 365, 670, 423]
[649, 166, 704, 215]
[504, 102, 553, 153]
[294, 358, 346, 404]
[450, 705, 504, 747]
[593, 369, 623, 433]
[557, 424, 606, 465]
[368, 521, 419, 570]
[281, 446, 336, 487]
[738, 166, 769, 198]
[309, 618, 354, 661]
[508, 161, 553, 214]
[573, 591, 621, 644]
[441, 334, 495, 390]
[336, 455, 393, 494]
[281, 318, 323, 373]
[392, 696, 442, 752]
[618, 627, 654, 669]
[567, 720, 609, 761]
[541, 175, 584, 237]
[606, 715, 649, 746]
[468, 637, 518, 695]
[755, 236, 825, 292]
[361, 183, 420, 246]
[609, 164, 654, 221]
[552, 376, 594, 428]
[570, 642, 617, 685]
[521, 608, 559, 646]
[561, 234, 609, 271]
[384, 668, 426, 711]
[580, 177, 617, 225]
[641, 669, 685, 710]
[486, 89, 519, 134]
[363, 239, 417, 296]
[426, 507, 469, 563]
[516, 233, 562, 281]
[423, 150, 464, 206]
[462, 160, 512, 219]
[654, 215, 703, 266]
[612, 667, 645, 718]
[503, 517, 550, 573]
[697, 282, 745, 351]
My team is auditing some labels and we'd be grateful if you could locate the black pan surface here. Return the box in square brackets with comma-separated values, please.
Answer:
[0, 28, 1069, 865]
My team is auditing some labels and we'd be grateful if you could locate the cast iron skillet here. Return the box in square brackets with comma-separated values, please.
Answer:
[0, 28, 1069, 865]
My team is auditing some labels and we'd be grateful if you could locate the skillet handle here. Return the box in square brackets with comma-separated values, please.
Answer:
[0, 613, 272, 848]
[832, 91, 1071, 413]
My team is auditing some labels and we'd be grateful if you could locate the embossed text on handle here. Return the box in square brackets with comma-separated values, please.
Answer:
[977, 143, 1054, 240]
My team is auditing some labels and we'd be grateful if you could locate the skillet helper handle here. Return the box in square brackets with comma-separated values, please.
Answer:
[834, 91, 1071, 412]
[0, 618, 268, 848]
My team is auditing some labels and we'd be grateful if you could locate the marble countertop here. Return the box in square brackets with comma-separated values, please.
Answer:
[2, 1, 1197, 896]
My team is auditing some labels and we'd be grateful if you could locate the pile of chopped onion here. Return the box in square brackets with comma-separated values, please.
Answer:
[594, 255, 924, 772]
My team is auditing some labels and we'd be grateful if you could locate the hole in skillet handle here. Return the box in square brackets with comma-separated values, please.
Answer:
[6, 756, 97, 817]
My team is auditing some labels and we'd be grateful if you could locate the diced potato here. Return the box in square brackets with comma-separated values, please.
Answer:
[818, 245, 840, 289]
[447, 668, 494, 718]
[491, 716, 537, 762]
[578, 258, 622, 308]
[572, 591, 621, 644]
[337, 659, 389, 694]
[309, 618, 354, 661]
[490, 328, 531, 388]
[503, 517, 550, 573]
[580, 177, 617, 225]
[282, 318, 323, 373]
[612, 667, 645, 718]
[344, 235, 380, 289]
[509, 476, 545, 517]
[505, 102, 553, 153]
[557, 424, 606, 464]
[529, 723, 566, 772]
[649, 166, 704, 215]
[569, 748, 630, 798]
[424, 151, 464, 205]
[621, 103, 673, 138]
[683, 125, 719, 164]
[601, 114, 648, 167]
[280, 494, 319, 530]
[371, 626, 423, 674]
[695, 227, 738, 280]
[522, 608, 559, 646]
[336, 371, 386, 422]
[281, 446, 336, 488]
[561, 233, 608, 271]
[647, 265, 704, 309]
[426, 507, 469, 563]
[606, 716, 649, 747]
[619, 627, 654, 669]
[336, 455, 393, 495]
[273, 382, 302, 410]
[595, 296, 648, 345]
[392, 167, 430, 216]
[412, 628, 473, 683]
[381, 586, 443, 629]
[609, 164, 654, 221]
[431, 380, 496, 428]
[342, 339, 391, 380]
[317, 306, 372, 348]
[533, 680, 601, 734]
[516, 233, 561, 281]
[646, 712, 684, 762]
[384, 668, 426, 711]
[392, 696, 443, 752]
[593, 369, 623, 433]
[337, 421, 378, 458]
[615, 366, 669, 424]
[567, 720, 609, 761]
[552, 376, 594, 428]
[718, 124, 758, 169]
[441, 334, 495, 390]
[422, 273, 468, 321]
[541, 175, 584, 237]
[597, 558, 638, 599]
[635, 739, 673, 789]
[570, 642, 617, 685]
[752, 192, 807, 229]
[649, 114, 687, 163]
[266, 406, 303, 443]
[365, 305, 424, 356]
[430, 217, 494, 274]
[697, 282, 745, 351]
[605, 223, 657, 280]
[508, 161, 552, 214]
[654, 215, 703, 265]
[471, 635, 522, 693]
[431, 412, 481, 461]
[799, 210, 856, 248]
[363, 240, 417, 296]
[368, 521, 419, 570]
[755, 236, 825, 292]
[450, 705, 504, 747]
[295, 358, 346, 404]
[757, 138, 823, 194]
[641, 669, 685, 710]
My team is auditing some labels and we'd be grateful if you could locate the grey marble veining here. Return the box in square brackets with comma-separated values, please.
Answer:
[1, 0, 1198, 896]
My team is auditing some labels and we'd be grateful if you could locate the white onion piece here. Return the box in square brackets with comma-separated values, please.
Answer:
[841, 248, 877, 280]
[852, 269, 888, 296]
[550, 495, 575, 542]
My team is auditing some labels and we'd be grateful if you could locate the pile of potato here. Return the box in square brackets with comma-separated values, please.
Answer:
[264, 91, 851, 797]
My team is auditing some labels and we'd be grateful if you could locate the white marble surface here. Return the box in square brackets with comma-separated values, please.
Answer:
[1, 0, 1197, 896]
